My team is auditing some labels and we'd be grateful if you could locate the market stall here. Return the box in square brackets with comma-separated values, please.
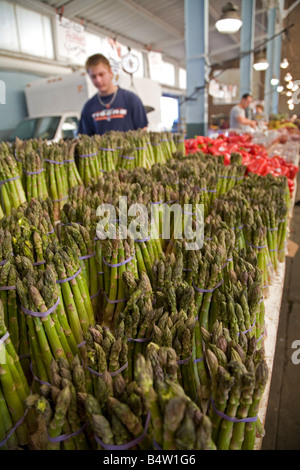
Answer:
[0, 129, 298, 451]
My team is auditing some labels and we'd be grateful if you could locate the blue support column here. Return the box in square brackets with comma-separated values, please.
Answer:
[240, 0, 255, 98]
[272, 25, 282, 114]
[264, 8, 276, 119]
[184, 0, 209, 138]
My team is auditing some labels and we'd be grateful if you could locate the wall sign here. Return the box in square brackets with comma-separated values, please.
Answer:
[55, 14, 86, 64]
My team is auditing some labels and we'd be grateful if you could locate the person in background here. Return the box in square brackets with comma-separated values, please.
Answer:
[229, 93, 257, 132]
[254, 103, 268, 129]
[78, 53, 148, 136]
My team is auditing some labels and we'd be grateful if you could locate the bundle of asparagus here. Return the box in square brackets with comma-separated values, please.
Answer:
[0, 145, 26, 216]
[76, 135, 101, 186]
[22, 150, 48, 203]
[44, 242, 95, 345]
[135, 353, 215, 450]
[94, 133, 117, 172]
[60, 223, 100, 316]
[0, 299, 33, 450]
[201, 320, 268, 450]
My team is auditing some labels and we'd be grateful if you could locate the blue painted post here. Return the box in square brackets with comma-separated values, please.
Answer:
[264, 8, 276, 119]
[184, 0, 209, 138]
[272, 27, 282, 115]
[240, 0, 255, 98]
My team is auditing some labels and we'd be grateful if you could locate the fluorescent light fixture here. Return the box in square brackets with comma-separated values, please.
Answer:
[280, 58, 289, 69]
[215, 2, 243, 34]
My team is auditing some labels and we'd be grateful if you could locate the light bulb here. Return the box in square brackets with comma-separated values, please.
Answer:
[289, 103, 295, 110]
[280, 58, 289, 69]
[277, 86, 284, 92]
[286, 81, 294, 89]
[271, 77, 279, 86]
[286, 91, 292, 97]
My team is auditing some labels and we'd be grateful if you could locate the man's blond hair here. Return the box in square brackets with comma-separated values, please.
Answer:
[85, 54, 111, 71]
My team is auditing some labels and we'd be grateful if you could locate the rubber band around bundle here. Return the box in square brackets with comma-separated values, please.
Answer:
[30, 362, 52, 387]
[121, 155, 135, 160]
[77, 340, 86, 348]
[134, 235, 151, 243]
[47, 422, 88, 443]
[0, 258, 9, 266]
[150, 200, 164, 205]
[86, 361, 128, 378]
[103, 291, 126, 304]
[246, 242, 267, 250]
[32, 260, 46, 266]
[193, 279, 224, 293]
[0, 175, 21, 186]
[0, 409, 28, 449]
[79, 252, 96, 260]
[127, 336, 152, 343]
[46, 227, 55, 236]
[78, 152, 97, 158]
[0, 331, 9, 344]
[21, 297, 60, 318]
[44, 158, 75, 164]
[152, 438, 162, 450]
[210, 397, 257, 423]
[23, 168, 45, 175]
[268, 227, 278, 231]
[52, 195, 69, 203]
[135, 146, 147, 150]
[238, 319, 256, 336]
[56, 267, 82, 284]
[177, 351, 193, 365]
[102, 252, 135, 268]
[183, 268, 192, 272]
[0, 285, 16, 291]
[90, 288, 101, 300]
[94, 410, 151, 450]
[99, 147, 115, 152]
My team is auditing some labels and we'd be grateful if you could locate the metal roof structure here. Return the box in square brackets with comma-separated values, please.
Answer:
[35, 0, 273, 67]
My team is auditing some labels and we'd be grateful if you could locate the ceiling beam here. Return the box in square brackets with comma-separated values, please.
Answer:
[117, 0, 184, 39]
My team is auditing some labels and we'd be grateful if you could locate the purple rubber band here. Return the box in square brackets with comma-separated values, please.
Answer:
[56, 267, 82, 284]
[98, 271, 104, 275]
[135, 146, 147, 150]
[90, 288, 101, 300]
[103, 291, 126, 304]
[207, 189, 217, 193]
[263, 284, 269, 289]
[165, 200, 178, 204]
[77, 341, 86, 348]
[47, 227, 55, 236]
[0, 259, 8, 266]
[150, 200, 164, 205]
[152, 438, 162, 450]
[44, 158, 75, 164]
[0, 285, 16, 291]
[182, 210, 196, 216]
[94, 410, 151, 450]
[269, 249, 277, 252]
[151, 142, 161, 146]
[30, 362, 51, 387]
[79, 153, 97, 158]
[47, 422, 88, 443]
[102, 253, 135, 268]
[193, 357, 204, 363]
[193, 279, 224, 293]
[86, 361, 128, 378]
[99, 147, 115, 152]
[211, 397, 257, 423]
[246, 242, 267, 250]
[134, 235, 151, 242]
[32, 260, 46, 266]
[238, 319, 256, 336]
[183, 268, 192, 272]
[121, 155, 135, 160]
[0, 331, 9, 344]
[19, 353, 30, 360]
[52, 196, 69, 203]
[21, 297, 60, 318]
[0, 409, 28, 449]
[268, 227, 278, 232]
[79, 252, 96, 260]
[127, 337, 152, 343]
[0, 175, 21, 185]
[257, 331, 265, 342]
[177, 351, 193, 365]
[23, 168, 44, 175]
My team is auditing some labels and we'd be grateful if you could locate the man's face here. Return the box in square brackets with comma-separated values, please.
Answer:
[87, 63, 114, 95]
[241, 96, 252, 109]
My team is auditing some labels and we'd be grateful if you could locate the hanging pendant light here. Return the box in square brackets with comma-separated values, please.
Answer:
[284, 72, 292, 82]
[215, 2, 243, 34]
[253, 51, 269, 71]
[280, 57, 289, 69]
[277, 85, 284, 92]
[271, 76, 279, 86]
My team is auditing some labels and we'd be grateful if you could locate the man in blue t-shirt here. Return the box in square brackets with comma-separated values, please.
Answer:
[78, 54, 148, 136]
